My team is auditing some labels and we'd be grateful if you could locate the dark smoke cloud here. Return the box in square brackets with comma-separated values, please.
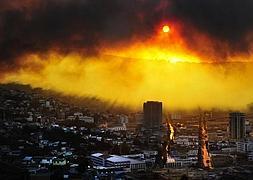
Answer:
[172, 0, 253, 40]
[0, 0, 253, 66]
[0, 0, 162, 64]
[169, 0, 253, 57]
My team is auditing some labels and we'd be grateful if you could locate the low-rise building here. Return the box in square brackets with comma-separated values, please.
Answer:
[236, 140, 253, 153]
[165, 156, 198, 168]
[79, 116, 94, 123]
[90, 153, 146, 172]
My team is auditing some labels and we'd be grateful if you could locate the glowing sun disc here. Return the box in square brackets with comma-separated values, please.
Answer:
[162, 25, 170, 33]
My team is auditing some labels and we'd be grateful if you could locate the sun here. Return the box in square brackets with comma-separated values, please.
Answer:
[162, 25, 170, 33]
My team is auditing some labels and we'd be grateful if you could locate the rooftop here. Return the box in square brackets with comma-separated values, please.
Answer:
[106, 155, 130, 163]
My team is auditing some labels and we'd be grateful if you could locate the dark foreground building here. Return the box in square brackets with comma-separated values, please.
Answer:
[229, 112, 245, 140]
[143, 101, 162, 130]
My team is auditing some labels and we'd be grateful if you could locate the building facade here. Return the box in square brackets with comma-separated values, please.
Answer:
[229, 112, 245, 140]
[143, 101, 162, 130]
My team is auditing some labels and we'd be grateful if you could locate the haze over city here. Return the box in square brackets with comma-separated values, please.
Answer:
[1, 0, 253, 110]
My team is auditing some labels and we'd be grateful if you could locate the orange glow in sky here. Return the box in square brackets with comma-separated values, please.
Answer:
[2, 22, 253, 110]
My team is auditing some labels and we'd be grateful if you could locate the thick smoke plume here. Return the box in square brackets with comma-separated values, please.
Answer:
[0, 0, 253, 67]
[170, 0, 253, 58]
[1, 0, 253, 110]
[0, 0, 161, 65]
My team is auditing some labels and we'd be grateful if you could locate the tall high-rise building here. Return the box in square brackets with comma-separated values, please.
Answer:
[229, 112, 246, 140]
[143, 101, 162, 130]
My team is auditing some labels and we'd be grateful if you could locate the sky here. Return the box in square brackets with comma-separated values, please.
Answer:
[1, 0, 253, 110]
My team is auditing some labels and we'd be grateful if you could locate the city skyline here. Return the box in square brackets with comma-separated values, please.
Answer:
[0, 84, 253, 179]
[0, 1, 253, 179]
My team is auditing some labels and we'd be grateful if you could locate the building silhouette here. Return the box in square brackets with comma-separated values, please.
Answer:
[229, 112, 245, 140]
[143, 101, 162, 130]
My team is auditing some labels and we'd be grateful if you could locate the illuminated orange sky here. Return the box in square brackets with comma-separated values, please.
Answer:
[2, 25, 253, 110]
[1, 0, 253, 110]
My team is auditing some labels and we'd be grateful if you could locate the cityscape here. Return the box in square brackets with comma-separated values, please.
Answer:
[1, 0, 253, 180]
[0, 84, 252, 179]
